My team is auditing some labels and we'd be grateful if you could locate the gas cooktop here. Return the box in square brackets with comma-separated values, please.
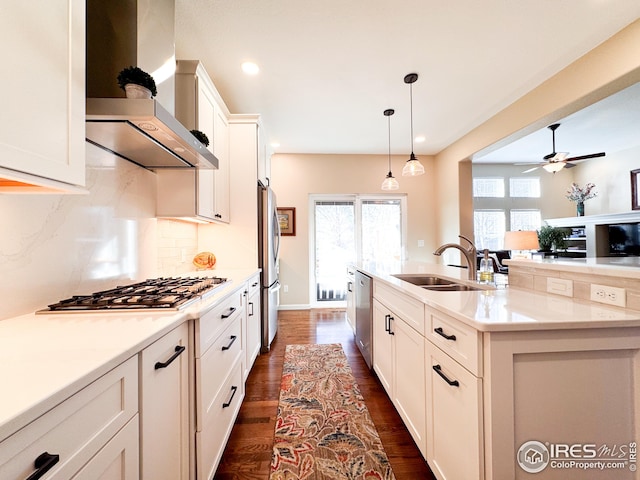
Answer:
[40, 276, 228, 313]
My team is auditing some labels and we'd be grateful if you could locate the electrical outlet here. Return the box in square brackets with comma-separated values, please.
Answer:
[418, 239, 425, 247]
[590, 284, 626, 308]
[283, 285, 289, 293]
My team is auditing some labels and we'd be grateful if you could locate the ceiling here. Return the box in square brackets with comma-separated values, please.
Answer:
[174, 1, 640, 158]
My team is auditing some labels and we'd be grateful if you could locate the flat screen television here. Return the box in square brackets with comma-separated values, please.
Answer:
[609, 223, 640, 256]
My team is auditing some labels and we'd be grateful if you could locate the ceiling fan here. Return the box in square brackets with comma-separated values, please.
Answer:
[522, 123, 605, 173]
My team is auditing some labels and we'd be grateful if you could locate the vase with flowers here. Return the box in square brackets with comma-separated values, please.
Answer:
[565, 182, 597, 216]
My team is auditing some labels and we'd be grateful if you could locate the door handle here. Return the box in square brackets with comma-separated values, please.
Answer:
[434, 327, 456, 341]
[154, 345, 186, 369]
[222, 385, 238, 408]
[221, 335, 238, 351]
[433, 364, 460, 387]
[26, 452, 60, 480]
[221, 307, 237, 319]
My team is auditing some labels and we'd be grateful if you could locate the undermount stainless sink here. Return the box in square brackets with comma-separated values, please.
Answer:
[420, 284, 482, 292]
[392, 274, 483, 292]
[392, 274, 453, 286]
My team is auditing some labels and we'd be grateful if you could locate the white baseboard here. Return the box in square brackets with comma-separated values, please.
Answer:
[278, 304, 311, 310]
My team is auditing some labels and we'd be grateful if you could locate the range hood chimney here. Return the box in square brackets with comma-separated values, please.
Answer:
[85, 0, 217, 169]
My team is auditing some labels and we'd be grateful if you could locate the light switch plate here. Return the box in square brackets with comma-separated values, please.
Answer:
[546, 277, 573, 297]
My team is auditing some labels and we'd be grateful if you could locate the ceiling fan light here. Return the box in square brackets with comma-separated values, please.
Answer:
[381, 173, 399, 190]
[542, 162, 566, 173]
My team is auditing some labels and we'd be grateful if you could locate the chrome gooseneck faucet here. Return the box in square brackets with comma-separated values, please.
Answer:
[433, 235, 478, 281]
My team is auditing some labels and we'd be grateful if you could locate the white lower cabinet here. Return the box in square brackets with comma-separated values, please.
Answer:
[425, 340, 483, 480]
[372, 290, 426, 457]
[194, 285, 246, 480]
[372, 299, 394, 393]
[140, 323, 191, 480]
[345, 267, 356, 333]
[244, 274, 262, 380]
[196, 361, 244, 480]
[70, 417, 139, 480]
[0, 357, 138, 479]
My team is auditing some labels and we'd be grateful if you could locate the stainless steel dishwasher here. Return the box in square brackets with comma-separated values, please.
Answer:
[355, 271, 373, 369]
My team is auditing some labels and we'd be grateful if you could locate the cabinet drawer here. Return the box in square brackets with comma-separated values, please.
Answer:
[70, 416, 139, 480]
[196, 315, 243, 428]
[0, 357, 138, 480]
[247, 274, 261, 298]
[195, 286, 245, 356]
[374, 280, 425, 335]
[425, 340, 483, 480]
[196, 360, 244, 480]
[427, 306, 482, 376]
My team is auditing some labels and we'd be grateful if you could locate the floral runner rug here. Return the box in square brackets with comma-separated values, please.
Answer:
[270, 343, 396, 480]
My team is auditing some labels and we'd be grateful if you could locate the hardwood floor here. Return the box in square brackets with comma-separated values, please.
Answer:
[214, 309, 436, 479]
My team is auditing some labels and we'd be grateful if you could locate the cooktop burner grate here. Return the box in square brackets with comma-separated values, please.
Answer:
[42, 276, 228, 312]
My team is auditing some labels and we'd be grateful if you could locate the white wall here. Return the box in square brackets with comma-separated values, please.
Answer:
[571, 145, 640, 216]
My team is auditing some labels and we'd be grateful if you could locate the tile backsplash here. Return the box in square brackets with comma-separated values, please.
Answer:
[0, 145, 199, 321]
[157, 219, 198, 275]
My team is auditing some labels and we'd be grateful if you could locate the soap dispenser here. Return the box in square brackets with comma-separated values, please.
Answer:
[479, 249, 494, 284]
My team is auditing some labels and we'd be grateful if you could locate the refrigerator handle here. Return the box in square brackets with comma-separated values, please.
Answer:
[269, 280, 281, 293]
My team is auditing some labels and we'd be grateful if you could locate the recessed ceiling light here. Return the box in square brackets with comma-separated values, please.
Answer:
[414, 135, 426, 143]
[241, 62, 260, 75]
[271, 142, 280, 148]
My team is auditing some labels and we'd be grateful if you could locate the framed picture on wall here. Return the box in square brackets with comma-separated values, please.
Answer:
[277, 207, 296, 236]
[632, 169, 640, 210]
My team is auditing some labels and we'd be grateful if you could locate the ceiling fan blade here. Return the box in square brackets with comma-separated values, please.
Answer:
[563, 162, 577, 169]
[565, 152, 606, 162]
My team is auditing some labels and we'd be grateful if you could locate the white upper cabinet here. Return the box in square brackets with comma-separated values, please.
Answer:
[174, 60, 230, 223]
[0, 0, 86, 193]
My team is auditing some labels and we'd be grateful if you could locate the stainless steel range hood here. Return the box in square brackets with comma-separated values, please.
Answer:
[86, 98, 218, 169]
[85, 0, 217, 169]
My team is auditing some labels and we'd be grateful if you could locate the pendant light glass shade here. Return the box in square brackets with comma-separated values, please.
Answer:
[402, 73, 425, 177]
[381, 109, 399, 190]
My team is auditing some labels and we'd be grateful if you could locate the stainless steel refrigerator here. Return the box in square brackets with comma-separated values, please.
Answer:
[258, 181, 281, 352]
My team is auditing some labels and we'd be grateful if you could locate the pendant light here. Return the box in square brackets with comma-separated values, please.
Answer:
[402, 73, 425, 176]
[381, 108, 399, 191]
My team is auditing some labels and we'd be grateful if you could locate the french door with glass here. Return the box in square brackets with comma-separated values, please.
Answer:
[310, 194, 406, 307]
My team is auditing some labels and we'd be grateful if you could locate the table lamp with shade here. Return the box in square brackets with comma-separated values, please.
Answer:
[504, 230, 540, 259]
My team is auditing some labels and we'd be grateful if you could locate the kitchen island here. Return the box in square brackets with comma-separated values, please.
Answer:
[357, 260, 640, 480]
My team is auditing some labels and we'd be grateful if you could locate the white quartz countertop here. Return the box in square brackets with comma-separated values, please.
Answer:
[356, 261, 640, 333]
[0, 268, 259, 442]
[505, 256, 640, 278]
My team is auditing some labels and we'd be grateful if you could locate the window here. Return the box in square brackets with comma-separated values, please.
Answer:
[474, 210, 505, 250]
[510, 210, 542, 231]
[473, 174, 542, 249]
[509, 177, 540, 197]
[473, 178, 504, 197]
